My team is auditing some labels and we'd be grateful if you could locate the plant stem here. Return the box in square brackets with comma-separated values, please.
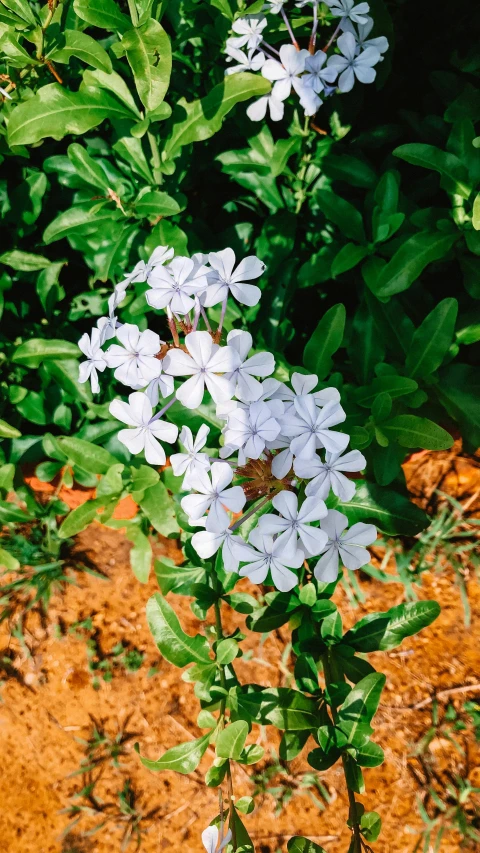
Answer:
[213, 589, 238, 851]
[309, 0, 319, 53]
[322, 650, 362, 853]
[281, 7, 299, 49]
[147, 131, 163, 185]
[229, 495, 272, 532]
[36, 0, 59, 60]
[322, 22, 341, 53]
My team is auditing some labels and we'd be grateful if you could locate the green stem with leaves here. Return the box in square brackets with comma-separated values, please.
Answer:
[322, 650, 363, 853]
[36, 0, 59, 60]
[213, 577, 238, 851]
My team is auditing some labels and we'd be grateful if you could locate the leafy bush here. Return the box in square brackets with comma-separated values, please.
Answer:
[0, 0, 479, 850]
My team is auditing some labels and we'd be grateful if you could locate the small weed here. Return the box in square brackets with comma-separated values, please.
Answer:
[68, 621, 144, 688]
[71, 715, 139, 776]
[409, 701, 480, 850]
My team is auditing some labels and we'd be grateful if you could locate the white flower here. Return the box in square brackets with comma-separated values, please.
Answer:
[229, 15, 267, 50]
[259, 491, 328, 555]
[281, 396, 349, 458]
[224, 401, 281, 460]
[261, 44, 309, 102]
[236, 527, 304, 592]
[170, 424, 211, 485]
[78, 328, 106, 394]
[342, 16, 389, 54]
[144, 370, 175, 405]
[303, 51, 339, 93]
[263, 0, 286, 13]
[314, 509, 376, 583]
[272, 373, 341, 411]
[225, 45, 266, 74]
[294, 449, 366, 501]
[202, 825, 232, 853]
[109, 391, 178, 464]
[119, 246, 174, 290]
[225, 330, 275, 401]
[104, 324, 162, 388]
[324, 0, 370, 25]
[327, 32, 380, 93]
[146, 256, 209, 315]
[203, 248, 265, 308]
[192, 526, 251, 573]
[97, 292, 120, 345]
[181, 461, 246, 531]
[247, 93, 285, 122]
[163, 331, 239, 410]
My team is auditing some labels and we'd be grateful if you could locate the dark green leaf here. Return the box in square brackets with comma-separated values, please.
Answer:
[343, 601, 441, 652]
[372, 232, 458, 298]
[315, 190, 365, 243]
[123, 18, 171, 112]
[303, 303, 346, 379]
[337, 481, 429, 535]
[405, 298, 458, 378]
[381, 415, 453, 450]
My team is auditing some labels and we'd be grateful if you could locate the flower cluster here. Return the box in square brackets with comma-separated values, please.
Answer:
[78, 243, 376, 592]
[224, 1, 389, 121]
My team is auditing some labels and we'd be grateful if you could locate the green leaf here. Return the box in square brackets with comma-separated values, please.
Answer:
[58, 499, 102, 538]
[216, 720, 248, 760]
[123, 18, 171, 112]
[135, 190, 183, 218]
[360, 811, 382, 842]
[154, 560, 207, 596]
[47, 29, 113, 73]
[67, 143, 110, 191]
[0, 250, 51, 271]
[0, 547, 20, 571]
[473, 193, 480, 230]
[140, 481, 179, 536]
[255, 687, 320, 730]
[343, 601, 441, 652]
[381, 415, 454, 450]
[46, 359, 92, 403]
[131, 464, 160, 495]
[315, 190, 365, 244]
[146, 593, 211, 667]
[353, 375, 418, 407]
[44, 205, 121, 244]
[216, 638, 239, 665]
[337, 673, 386, 741]
[436, 363, 480, 447]
[12, 338, 79, 368]
[337, 481, 429, 535]
[137, 733, 210, 774]
[405, 298, 458, 378]
[331, 243, 368, 278]
[124, 526, 152, 583]
[0, 501, 34, 524]
[7, 83, 136, 146]
[73, 0, 130, 31]
[303, 303, 346, 379]
[393, 143, 472, 198]
[372, 232, 458, 298]
[288, 838, 327, 853]
[0, 419, 21, 439]
[163, 73, 270, 161]
[58, 436, 118, 474]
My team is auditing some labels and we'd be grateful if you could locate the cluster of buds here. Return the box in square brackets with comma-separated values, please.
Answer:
[78, 244, 376, 593]
[224, 0, 389, 121]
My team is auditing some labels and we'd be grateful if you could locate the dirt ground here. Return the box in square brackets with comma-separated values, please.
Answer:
[0, 447, 479, 853]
